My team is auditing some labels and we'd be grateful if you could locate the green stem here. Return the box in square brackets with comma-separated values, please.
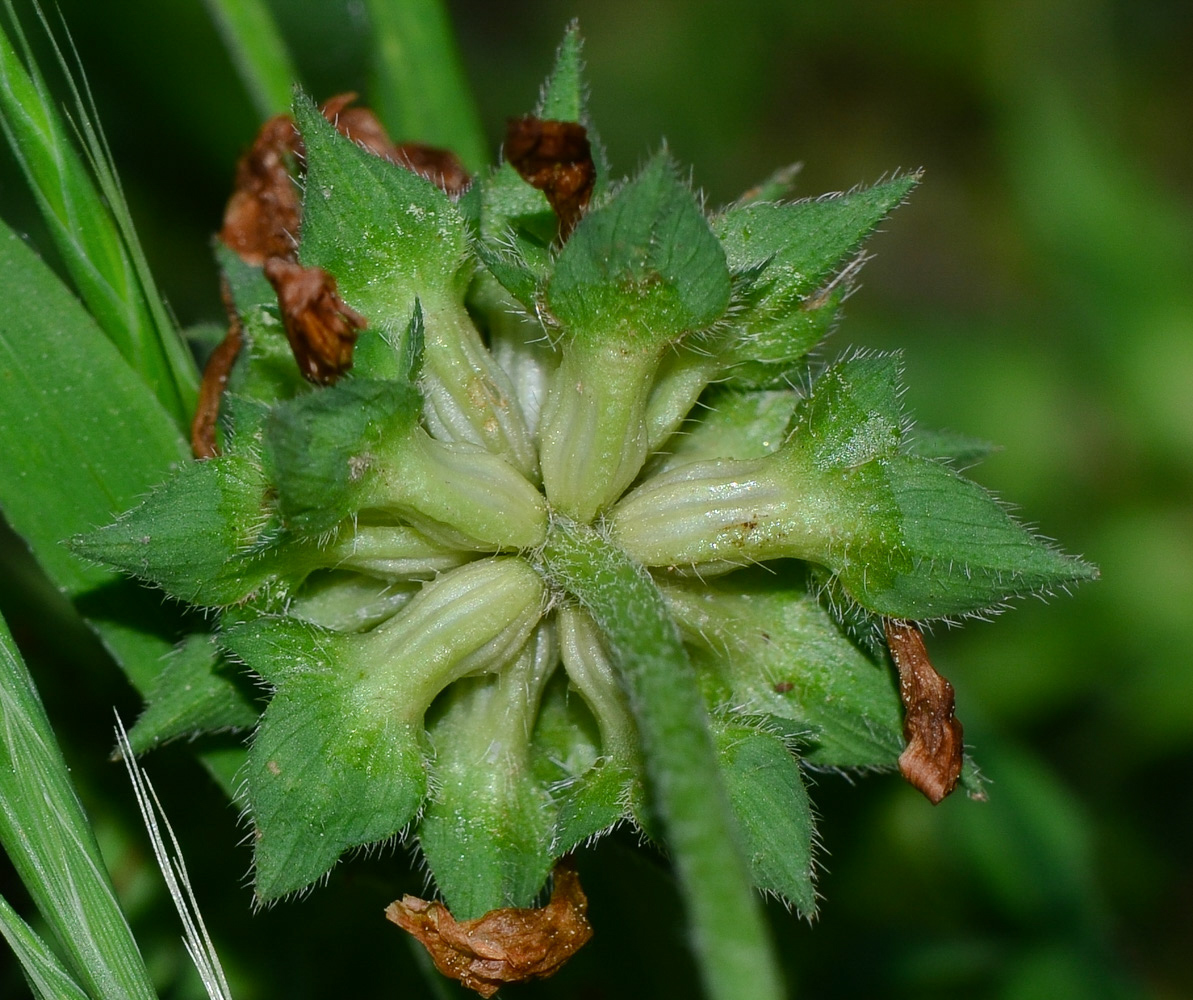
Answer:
[0, 611, 158, 1000]
[201, 0, 300, 118]
[363, 0, 487, 169]
[539, 518, 785, 1000]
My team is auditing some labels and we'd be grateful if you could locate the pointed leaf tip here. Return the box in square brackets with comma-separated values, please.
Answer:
[548, 151, 730, 347]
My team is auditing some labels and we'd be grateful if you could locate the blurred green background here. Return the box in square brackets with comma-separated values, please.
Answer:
[1, 1, 1190, 997]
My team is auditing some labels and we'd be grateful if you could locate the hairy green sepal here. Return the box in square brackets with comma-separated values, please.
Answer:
[227, 556, 546, 900]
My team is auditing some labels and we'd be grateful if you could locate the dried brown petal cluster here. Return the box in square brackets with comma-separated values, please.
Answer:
[218, 114, 301, 265]
[190, 277, 244, 459]
[504, 116, 595, 239]
[322, 92, 471, 195]
[219, 94, 471, 266]
[263, 257, 367, 384]
[885, 620, 965, 804]
[197, 94, 471, 456]
[386, 860, 593, 998]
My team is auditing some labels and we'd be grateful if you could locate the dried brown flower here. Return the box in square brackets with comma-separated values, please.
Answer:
[885, 619, 965, 804]
[190, 277, 244, 459]
[218, 114, 301, 265]
[322, 92, 471, 196]
[386, 859, 594, 998]
[504, 116, 595, 239]
[220, 94, 470, 273]
[262, 258, 367, 384]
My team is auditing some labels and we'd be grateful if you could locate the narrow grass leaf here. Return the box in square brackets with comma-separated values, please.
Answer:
[0, 894, 91, 1000]
[0, 7, 197, 426]
[115, 719, 234, 1000]
[201, 0, 299, 118]
[363, 0, 487, 170]
[0, 221, 189, 693]
[0, 611, 158, 1000]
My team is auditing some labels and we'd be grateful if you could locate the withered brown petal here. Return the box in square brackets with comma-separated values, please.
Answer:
[386, 859, 594, 998]
[262, 258, 368, 384]
[504, 116, 595, 240]
[321, 91, 399, 160]
[219, 114, 301, 265]
[392, 142, 472, 197]
[885, 619, 965, 804]
[190, 277, 244, 459]
[321, 92, 471, 196]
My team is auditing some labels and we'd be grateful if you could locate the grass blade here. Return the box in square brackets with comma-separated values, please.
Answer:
[540, 518, 785, 1000]
[0, 894, 91, 1000]
[0, 218, 189, 693]
[0, 611, 158, 1000]
[115, 719, 233, 1000]
[0, 5, 198, 427]
[201, 0, 299, 119]
[363, 0, 487, 169]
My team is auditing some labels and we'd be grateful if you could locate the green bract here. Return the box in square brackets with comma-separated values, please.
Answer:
[75, 27, 1094, 927]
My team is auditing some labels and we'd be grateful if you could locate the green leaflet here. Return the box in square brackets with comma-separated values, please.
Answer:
[539, 153, 732, 519]
[552, 758, 636, 854]
[789, 356, 1098, 616]
[219, 241, 277, 309]
[730, 162, 802, 206]
[474, 238, 542, 311]
[712, 720, 816, 916]
[265, 377, 421, 535]
[651, 385, 800, 473]
[663, 579, 904, 769]
[231, 616, 430, 900]
[289, 571, 420, 632]
[295, 93, 538, 472]
[711, 174, 919, 381]
[295, 91, 470, 320]
[535, 19, 609, 187]
[715, 174, 919, 292]
[551, 603, 644, 850]
[227, 306, 310, 409]
[794, 352, 906, 469]
[0, 222, 190, 692]
[904, 427, 998, 466]
[71, 453, 287, 607]
[835, 454, 1099, 618]
[475, 20, 603, 252]
[537, 21, 586, 134]
[126, 633, 260, 754]
[265, 377, 546, 548]
[418, 626, 557, 918]
[548, 152, 730, 347]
